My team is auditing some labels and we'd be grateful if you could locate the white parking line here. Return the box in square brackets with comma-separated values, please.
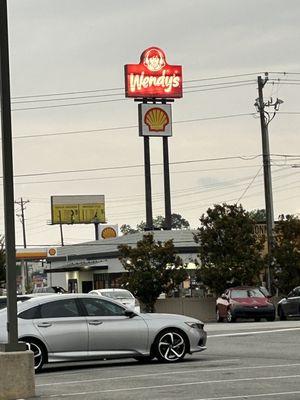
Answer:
[36, 362, 300, 387]
[38, 358, 240, 379]
[193, 391, 300, 400]
[43, 374, 300, 397]
[208, 326, 300, 337]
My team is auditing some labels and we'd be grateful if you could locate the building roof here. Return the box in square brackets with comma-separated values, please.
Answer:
[47, 229, 199, 262]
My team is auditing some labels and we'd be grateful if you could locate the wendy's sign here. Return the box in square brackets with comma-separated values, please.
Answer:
[124, 47, 183, 99]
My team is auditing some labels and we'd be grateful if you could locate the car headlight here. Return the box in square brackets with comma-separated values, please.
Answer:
[185, 321, 204, 330]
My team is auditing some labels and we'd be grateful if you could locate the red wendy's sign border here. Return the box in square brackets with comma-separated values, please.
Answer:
[124, 47, 183, 99]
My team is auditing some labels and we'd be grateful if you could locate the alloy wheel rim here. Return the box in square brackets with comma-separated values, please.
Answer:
[158, 332, 185, 361]
[227, 310, 232, 322]
[26, 342, 43, 369]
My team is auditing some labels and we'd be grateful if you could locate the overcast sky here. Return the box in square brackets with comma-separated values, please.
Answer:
[1, 0, 300, 247]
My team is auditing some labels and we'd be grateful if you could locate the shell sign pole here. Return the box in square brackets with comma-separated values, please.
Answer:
[124, 47, 183, 230]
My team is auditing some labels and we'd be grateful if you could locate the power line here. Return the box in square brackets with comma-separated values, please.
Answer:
[0, 155, 263, 179]
[12, 112, 256, 140]
[236, 167, 263, 203]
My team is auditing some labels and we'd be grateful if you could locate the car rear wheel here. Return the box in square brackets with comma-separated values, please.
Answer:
[226, 309, 236, 323]
[216, 309, 224, 322]
[24, 339, 46, 372]
[154, 330, 187, 362]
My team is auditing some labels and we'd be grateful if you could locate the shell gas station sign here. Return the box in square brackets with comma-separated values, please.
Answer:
[138, 103, 172, 137]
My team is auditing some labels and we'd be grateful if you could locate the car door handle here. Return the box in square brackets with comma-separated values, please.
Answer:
[37, 322, 52, 328]
[88, 320, 103, 326]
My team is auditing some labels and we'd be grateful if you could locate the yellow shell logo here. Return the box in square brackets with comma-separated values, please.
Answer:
[48, 248, 57, 256]
[101, 227, 117, 239]
[144, 107, 169, 132]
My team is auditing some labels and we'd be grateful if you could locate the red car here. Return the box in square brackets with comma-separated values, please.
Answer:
[216, 287, 276, 322]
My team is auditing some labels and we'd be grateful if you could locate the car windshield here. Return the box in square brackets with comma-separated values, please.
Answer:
[101, 290, 133, 300]
[231, 289, 265, 298]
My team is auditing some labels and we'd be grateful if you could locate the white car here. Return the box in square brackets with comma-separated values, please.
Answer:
[89, 288, 140, 313]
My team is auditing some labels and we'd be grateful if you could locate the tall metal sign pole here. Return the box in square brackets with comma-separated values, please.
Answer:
[255, 74, 283, 293]
[0, 0, 25, 351]
[125, 47, 183, 230]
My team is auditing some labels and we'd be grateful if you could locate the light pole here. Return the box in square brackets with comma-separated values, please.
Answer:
[254, 74, 283, 294]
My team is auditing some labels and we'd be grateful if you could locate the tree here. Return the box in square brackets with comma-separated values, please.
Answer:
[121, 213, 190, 235]
[194, 203, 264, 295]
[249, 209, 266, 222]
[120, 224, 138, 235]
[273, 214, 300, 295]
[0, 236, 6, 284]
[118, 233, 187, 312]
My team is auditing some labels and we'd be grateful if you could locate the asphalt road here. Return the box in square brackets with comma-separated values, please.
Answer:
[31, 319, 300, 400]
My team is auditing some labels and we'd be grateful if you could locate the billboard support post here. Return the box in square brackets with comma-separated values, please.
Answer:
[143, 136, 153, 230]
[94, 221, 99, 240]
[58, 211, 64, 246]
[163, 136, 172, 230]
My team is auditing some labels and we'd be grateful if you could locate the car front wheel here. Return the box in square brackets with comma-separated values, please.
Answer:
[25, 339, 46, 372]
[279, 307, 287, 321]
[154, 330, 187, 362]
[226, 309, 236, 323]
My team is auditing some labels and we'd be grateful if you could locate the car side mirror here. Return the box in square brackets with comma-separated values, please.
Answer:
[124, 309, 136, 318]
[221, 294, 228, 300]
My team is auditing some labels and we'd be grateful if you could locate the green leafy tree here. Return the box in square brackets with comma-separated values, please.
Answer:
[194, 203, 264, 294]
[273, 214, 300, 294]
[0, 236, 6, 284]
[120, 224, 138, 235]
[249, 209, 266, 222]
[118, 233, 187, 312]
[122, 213, 190, 234]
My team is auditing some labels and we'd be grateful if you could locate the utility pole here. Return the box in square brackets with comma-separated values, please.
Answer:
[16, 198, 29, 293]
[0, 0, 26, 351]
[15, 198, 29, 249]
[255, 74, 283, 294]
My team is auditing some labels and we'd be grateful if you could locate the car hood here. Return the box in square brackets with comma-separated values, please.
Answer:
[141, 312, 203, 323]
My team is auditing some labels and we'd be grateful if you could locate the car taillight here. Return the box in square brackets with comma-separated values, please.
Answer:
[135, 298, 139, 306]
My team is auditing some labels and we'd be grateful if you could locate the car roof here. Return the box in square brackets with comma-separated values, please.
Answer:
[93, 288, 130, 292]
[17, 293, 126, 312]
[227, 286, 259, 290]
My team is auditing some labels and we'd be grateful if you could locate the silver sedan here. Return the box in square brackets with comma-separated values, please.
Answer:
[0, 294, 207, 371]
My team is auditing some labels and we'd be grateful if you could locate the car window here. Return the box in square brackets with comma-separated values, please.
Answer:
[40, 299, 80, 318]
[231, 289, 265, 299]
[18, 306, 41, 320]
[101, 290, 133, 300]
[81, 298, 125, 317]
[0, 299, 7, 310]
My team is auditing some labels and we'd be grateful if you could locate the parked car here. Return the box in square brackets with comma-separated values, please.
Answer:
[89, 288, 140, 313]
[32, 286, 67, 295]
[216, 286, 276, 322]
[277, 286, 300, 320]
[0, 295, 35, 310]
[0, 294, 207, 371]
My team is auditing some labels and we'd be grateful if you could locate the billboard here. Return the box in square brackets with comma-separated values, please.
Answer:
[125, 47, 183, 99]
[138, 103, 172, 137]
[51, 195, 105, 225]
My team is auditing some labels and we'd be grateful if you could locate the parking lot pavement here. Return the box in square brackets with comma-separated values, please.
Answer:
[32, 320, 300, 400]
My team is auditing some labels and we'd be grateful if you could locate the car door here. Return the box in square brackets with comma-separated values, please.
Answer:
[80, 297, 148, 355]
[33, 298, 88, 357]
[284, 288, 300, 316]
